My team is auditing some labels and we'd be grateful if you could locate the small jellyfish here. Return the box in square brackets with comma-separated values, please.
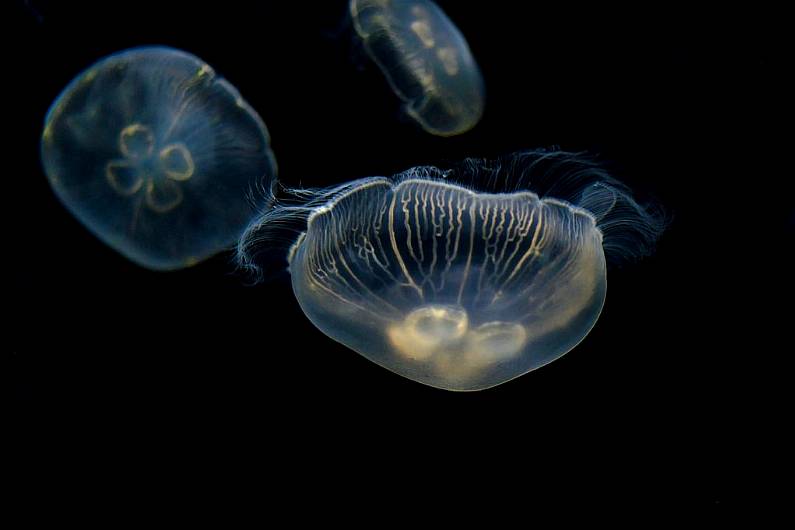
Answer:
[239, 151, 664, 391]
[41, 46, 277, 270]
[350, 0, 485, 136]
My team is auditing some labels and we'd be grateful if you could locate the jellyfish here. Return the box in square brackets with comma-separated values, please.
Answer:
[238, 151, 664, 391]
[40, 46, 277, 271]
[350, 0, 485, 136]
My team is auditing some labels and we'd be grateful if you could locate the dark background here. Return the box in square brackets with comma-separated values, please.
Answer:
[7, 0, 783, 505]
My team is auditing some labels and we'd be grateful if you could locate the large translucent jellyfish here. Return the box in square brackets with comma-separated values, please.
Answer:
[239, 151, 664, 391]
[41, 46, 277, 270]
[350, 0, 485, 136]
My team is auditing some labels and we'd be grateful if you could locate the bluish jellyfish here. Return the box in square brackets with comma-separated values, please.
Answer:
[41, 46, 277, 270]
[239, 151, 664, 391]
[350, 0, 485, 136]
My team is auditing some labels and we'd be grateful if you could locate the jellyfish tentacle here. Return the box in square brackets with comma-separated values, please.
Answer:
[500, 202, 546, 292]
[456, 200, 477, 307]
[388, 191, 424, 297]
[329, 215, 401, 316]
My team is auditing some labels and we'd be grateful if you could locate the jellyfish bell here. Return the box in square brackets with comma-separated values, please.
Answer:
[239, 151, 664, 391]
[41, 46, 277, 271]
[349, 0, 485, 136]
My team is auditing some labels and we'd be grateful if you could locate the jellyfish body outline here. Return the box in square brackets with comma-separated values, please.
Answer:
[239, 150, 664, 391]
[41, 46, 277, 270]
[350, 0, 485, 136]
